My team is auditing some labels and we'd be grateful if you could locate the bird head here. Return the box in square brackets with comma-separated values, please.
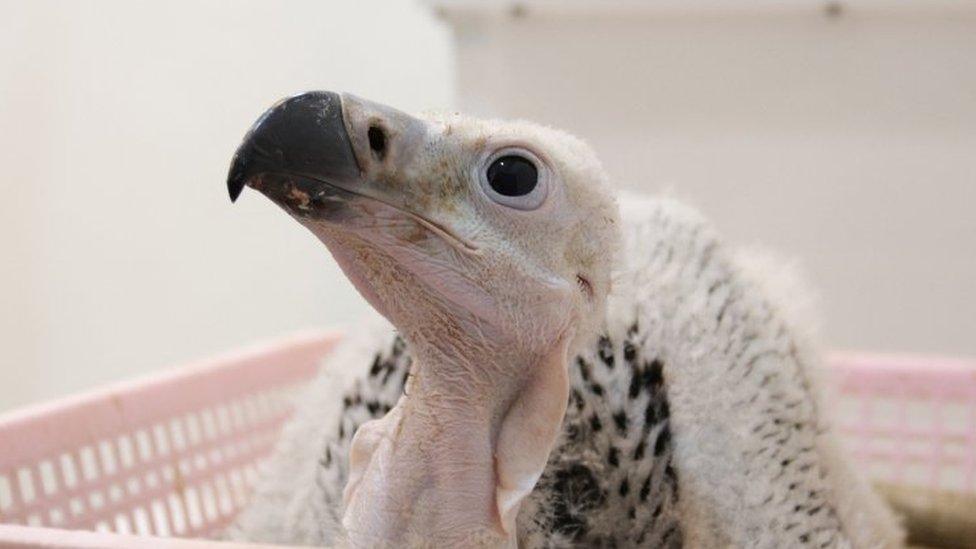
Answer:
[228, 92, 620, 544]
[229, 92, 619, 366]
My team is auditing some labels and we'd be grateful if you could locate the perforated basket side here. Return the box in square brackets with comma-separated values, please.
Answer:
[1, 338, 973, 548]
[830, 353, 976, 493]
[0, 331, 338, 540]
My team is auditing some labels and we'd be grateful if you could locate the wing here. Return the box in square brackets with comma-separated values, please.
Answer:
[526, 194, 900, 548]
[606, 196, 901, 548]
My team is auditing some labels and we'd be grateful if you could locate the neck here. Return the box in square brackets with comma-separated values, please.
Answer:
[341, 331, 571, 548]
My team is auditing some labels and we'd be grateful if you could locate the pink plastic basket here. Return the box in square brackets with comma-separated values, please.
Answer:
[0, 331, 973, 547]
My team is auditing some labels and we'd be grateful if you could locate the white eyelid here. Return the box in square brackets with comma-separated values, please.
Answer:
[478, 147, 549, 211]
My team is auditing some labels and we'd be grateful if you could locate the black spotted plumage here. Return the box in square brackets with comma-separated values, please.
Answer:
[315, 327, 683, 548]
[331, 336, 412, 447]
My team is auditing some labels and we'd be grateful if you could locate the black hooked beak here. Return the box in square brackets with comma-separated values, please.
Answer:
[226, 91, 361, 214]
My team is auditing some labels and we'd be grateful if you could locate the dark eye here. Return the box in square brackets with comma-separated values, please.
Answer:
[486, 155, 538, 197]
[478, 148, 549, 210]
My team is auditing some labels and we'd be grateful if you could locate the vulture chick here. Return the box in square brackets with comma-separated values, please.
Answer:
[225, 92, 903, 548]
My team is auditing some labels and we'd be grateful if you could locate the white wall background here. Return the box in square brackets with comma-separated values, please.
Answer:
[2, 1, 973, 413]
[441, 1, 976, 357]
[0, 0, 452, 412]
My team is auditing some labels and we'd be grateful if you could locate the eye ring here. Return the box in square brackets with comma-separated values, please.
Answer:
[478, 147, 549, 211]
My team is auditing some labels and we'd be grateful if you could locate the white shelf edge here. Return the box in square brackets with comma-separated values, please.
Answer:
[423, 0, 976, 18]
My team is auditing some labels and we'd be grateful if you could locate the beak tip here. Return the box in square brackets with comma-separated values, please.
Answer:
[227, 154, 248, 202]
[225, 90, 355, 207]
[228, 178, 244, 203]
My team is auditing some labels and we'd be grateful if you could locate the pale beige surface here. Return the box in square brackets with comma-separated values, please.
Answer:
[877, 482, 976, 549]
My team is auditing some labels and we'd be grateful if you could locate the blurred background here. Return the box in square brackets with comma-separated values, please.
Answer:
[0, 0, 973, 412]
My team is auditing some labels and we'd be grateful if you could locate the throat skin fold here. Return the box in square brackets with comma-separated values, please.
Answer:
[340, 330, 574, 548]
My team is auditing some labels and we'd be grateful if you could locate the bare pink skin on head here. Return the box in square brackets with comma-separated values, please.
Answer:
[234, 92, 620, 547]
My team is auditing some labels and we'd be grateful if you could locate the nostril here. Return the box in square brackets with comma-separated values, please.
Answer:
[368, 125, 387, 159]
